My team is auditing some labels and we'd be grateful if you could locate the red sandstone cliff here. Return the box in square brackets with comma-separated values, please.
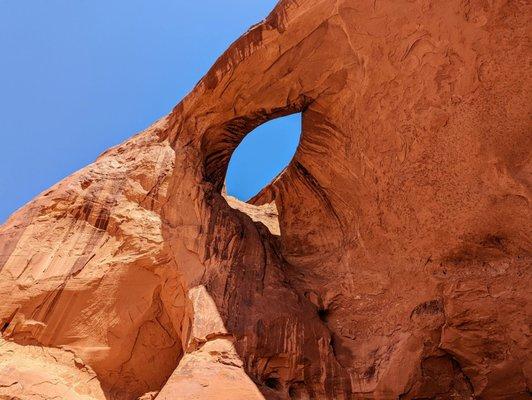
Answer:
[0, 1, 530, 399]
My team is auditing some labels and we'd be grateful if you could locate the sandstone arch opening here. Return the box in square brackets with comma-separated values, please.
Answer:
[201, 94, 312, 194]
[225, 113, 302, 201]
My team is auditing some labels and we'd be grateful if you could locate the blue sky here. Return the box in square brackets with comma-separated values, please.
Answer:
[226, 113, 301, 200]
[0, 1, 301, 222]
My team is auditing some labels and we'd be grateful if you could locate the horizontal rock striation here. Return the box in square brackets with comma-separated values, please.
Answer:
[0, 0, 530, 399]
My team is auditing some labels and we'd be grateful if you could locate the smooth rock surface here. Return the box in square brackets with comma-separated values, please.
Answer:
[0, 0, 530, 399]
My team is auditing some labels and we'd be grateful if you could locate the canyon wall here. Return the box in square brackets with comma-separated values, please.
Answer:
[0, 1, 530, 399]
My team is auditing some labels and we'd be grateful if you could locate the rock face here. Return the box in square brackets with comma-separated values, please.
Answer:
[0, 0, 530, 399]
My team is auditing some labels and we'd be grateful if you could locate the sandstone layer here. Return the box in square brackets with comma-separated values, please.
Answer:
[0, 1, 531, 399]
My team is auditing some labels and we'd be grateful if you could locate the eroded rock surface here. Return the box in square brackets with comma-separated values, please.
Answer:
[0, 1, 530, 399]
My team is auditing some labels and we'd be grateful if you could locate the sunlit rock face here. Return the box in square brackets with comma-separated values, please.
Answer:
[0, 1, 530, 399]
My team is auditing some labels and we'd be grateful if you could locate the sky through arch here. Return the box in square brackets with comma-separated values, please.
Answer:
[225, 114, 302, 201]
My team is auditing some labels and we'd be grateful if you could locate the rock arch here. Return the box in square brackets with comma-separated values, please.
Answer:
[0, 1, 530, 399]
